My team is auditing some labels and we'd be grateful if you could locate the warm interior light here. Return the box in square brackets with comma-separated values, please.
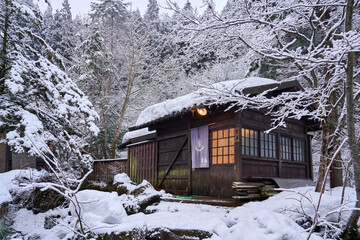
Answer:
[196, 108, 207, 116]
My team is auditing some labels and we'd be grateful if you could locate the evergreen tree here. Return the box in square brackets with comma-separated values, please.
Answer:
[41, 0, 76, 66]
[0, 0, 99, 158]
[144, 0, 159, 30]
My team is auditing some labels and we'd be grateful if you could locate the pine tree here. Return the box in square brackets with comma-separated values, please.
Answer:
[144, 0, 159, 31]
[41, 0, 76, 66]
[0, 0, 99, 158]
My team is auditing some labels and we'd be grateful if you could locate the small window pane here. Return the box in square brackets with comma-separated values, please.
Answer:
[213, 131, 218, 139]
[229, 128, 235, 137]
[223, 155, 229, 164]
[229, 146, 235, 154]
[218, 130, 223, 138]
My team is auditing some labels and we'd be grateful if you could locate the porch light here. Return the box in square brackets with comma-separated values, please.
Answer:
[197, 108, 207, 116]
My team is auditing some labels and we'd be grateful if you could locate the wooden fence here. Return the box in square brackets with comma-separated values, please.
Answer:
[128, 141, 156, 185]
[88, 160, 127, 183]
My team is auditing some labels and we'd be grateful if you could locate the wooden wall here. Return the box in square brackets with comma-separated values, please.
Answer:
[240, 109, 311, 180]
[0, 133, 11, 173]
[191, 108, 238, 198]
[127, 106, 312, 198]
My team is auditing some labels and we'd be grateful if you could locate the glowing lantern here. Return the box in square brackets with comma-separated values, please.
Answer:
[196, 108, 207, 116]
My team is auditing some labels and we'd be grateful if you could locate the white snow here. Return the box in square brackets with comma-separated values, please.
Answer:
[0, 169, 40, 191]
[0, 179, 12, 204]
[122, 127, 156, 143]
[113, 173, 138, 192]
[135, 77, 279, 127]
[3, 170, 357, 240]
[70, 190, 128, 229]
[12, 208, 72, 240]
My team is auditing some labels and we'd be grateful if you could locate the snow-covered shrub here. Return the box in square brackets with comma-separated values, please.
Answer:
[112, 173, 169, 214]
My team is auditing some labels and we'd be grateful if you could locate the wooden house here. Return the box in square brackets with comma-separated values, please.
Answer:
[123, 78, 319, 198]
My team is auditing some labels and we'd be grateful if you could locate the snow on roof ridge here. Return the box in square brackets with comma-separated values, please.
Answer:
[122, 127, 156, 143]
[135, 77, 283, 127]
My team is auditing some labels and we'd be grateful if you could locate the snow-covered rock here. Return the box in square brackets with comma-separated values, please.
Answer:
[71, 190, 127, 228]
[113, 173, 170, 214]
[113, 173, 138, 192]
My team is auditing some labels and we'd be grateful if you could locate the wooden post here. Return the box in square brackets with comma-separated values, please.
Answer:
[155, 135, 159, 187]
[187, 118, 192, 195]
[277, 133, 282, 178]
[307, 134, 313, 180]
[235, 112, 242, 182]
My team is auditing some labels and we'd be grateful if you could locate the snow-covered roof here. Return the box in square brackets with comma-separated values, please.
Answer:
[135, 77, 301, 128]
[122, 128, 156, 143]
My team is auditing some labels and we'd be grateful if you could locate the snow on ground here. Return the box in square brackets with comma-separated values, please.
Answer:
[11, 208, 73, 240]
[0, 179, 12, 204]
[0, 169, 46, 192]
[2, 170, 356, 239]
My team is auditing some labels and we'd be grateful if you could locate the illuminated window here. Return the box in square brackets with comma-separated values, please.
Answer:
[242, 128, 258, 157]
[260, 132, 277, 158]
[211, 128, 235, 164]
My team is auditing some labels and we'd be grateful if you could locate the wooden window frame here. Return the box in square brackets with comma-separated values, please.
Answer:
[260, 131, 277, 159]
[280, 135, 306, 162]
[240, 126, 307, 163]
[210, 127, 235, 165]
[241, 128, 259, 157]
[280, 136, 292, 161]
[293, 138, 305, 162]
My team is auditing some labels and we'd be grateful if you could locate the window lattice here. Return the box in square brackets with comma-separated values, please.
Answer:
[281, 136, 292, 160]
[260, 132, 277, 158]
[242, 128, 258, 157]
[211, 128, 235, 164]
[293, 138, 305, 161]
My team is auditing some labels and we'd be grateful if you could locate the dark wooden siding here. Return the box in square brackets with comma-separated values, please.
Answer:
[242, 159, 279, 178]
[191, 108, 238, 198]
[131, 106, 312, 198]
[240, 109, 311, 180]
[192, 165, 235, 198]
[157, 134, 189, 195]
[128, 141, 156, 185]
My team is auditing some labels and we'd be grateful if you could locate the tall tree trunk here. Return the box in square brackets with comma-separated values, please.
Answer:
[0, 0, 10, 82]
[343, 0, 360, 238]
[316, 90, 344, 191]
[329, 93, 344, 188]
[316, 118, 331, 192]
